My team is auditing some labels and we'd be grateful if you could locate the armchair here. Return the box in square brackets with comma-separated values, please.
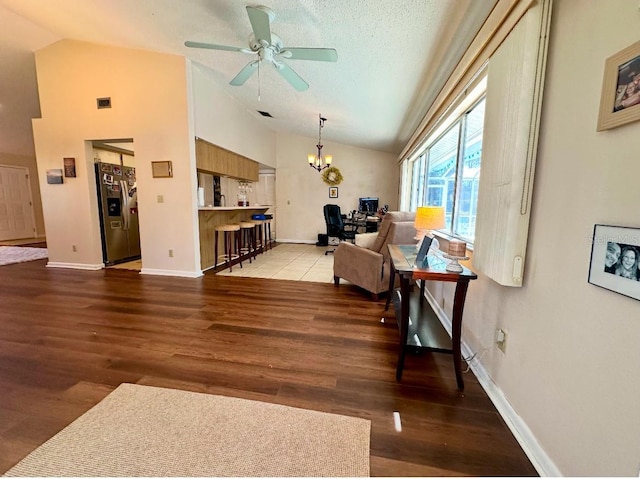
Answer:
[333, 211, 417, 299]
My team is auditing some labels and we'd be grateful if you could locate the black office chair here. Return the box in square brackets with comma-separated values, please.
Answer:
[323, 204, 356, 255]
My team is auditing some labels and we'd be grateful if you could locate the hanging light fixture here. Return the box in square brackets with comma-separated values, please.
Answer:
[308, 113, 333, 171]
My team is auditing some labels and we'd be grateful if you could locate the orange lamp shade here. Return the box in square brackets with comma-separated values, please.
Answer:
[414, 206, 445, 231]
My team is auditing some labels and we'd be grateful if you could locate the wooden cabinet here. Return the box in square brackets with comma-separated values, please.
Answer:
[195, 138, 259, 182]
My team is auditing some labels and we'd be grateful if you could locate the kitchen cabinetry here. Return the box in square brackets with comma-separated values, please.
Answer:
[195, 138, 259, 182]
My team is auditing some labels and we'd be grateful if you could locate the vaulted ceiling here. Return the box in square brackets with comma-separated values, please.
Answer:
[0, 0, 496, 158]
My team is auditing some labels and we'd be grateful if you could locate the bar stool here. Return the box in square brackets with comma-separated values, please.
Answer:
[263, 214, 273, 251]
[215, 224, 242, 272]
[250, 219, 265, 254]
[239, 221, 257, 263]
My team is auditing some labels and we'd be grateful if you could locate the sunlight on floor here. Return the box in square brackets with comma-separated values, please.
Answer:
[109, 259, 142, 271]
[216, 243, 340, 283]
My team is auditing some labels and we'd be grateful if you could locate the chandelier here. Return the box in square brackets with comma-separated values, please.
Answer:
[308, 114, 333, 171]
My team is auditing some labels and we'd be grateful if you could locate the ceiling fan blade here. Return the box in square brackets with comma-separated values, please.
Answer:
[185, 41, 248, 53]
[229, 61, 259, 86]
[280, 48, 338, 62]
[246, 6, 272, 46]
[274, 63, 309, 91]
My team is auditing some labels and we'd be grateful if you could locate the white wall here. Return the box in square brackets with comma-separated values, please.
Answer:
[275, 131, 398, 242]
[190, 62, 276, 168]
[461, 0, 640, 475]
[33, 40, 199, 276]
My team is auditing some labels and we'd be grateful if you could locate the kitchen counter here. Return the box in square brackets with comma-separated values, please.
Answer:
[198, 206, 268, 211]
[198, 206, 269, 271]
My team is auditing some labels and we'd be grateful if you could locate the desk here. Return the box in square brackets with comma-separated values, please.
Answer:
[344, 216, 379, 233]
[385, 244, 477, 389]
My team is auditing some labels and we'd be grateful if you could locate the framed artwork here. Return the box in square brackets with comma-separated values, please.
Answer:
[329, 187, 338, 198]
[63, 157, 76, 178]
[46, 169, 63, 184]
[597, 39, 640, 131]
[588, 224, 640, 301]
[151, 161, 173, 178]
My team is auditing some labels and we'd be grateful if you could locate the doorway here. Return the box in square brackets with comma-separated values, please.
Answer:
[0, 165, 37, 241]
[92, 140, 141, 271]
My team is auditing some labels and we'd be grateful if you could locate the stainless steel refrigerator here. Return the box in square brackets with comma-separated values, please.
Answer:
[95, 162, 141, 265]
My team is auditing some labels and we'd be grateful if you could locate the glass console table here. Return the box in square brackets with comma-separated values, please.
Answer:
[385, 244, 478, 390]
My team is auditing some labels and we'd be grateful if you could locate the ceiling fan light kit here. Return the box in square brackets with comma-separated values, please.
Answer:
[185, 5, 337, 92]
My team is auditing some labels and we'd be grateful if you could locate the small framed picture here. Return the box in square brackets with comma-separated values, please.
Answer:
[63, 157, 76, 178]
[588, 224, 640, 301]
[597, 39, 640, 131]
[152, 161, 173, 178]
[329, 187, 338, 198]
[46, 169, 63, 184]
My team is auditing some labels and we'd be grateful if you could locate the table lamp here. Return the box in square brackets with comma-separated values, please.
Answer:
[414, 206, 445, 251]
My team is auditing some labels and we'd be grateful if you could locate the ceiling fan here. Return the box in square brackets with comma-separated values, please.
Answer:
[185, 5, 338, 92]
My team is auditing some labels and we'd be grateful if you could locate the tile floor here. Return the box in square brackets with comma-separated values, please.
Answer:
[107, 243, 343, 283]
[216, 243, 341, 283]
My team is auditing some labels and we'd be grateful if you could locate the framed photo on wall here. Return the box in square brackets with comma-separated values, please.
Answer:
[151, 161, 173, 178]
[63, 157, 76, 178]
[329, 187, 338, 198]
[588, 224, 640, 301]
[597, 39, 640, 131]
[46, 169, 63, 184]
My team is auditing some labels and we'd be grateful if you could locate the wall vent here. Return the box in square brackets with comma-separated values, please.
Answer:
[257, 110, 273, 118]
[97, 97, 112, 109]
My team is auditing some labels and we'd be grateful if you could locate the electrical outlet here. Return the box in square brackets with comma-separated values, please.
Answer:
[168, 249, 174, 258]
[496, 328, 507, 353]
[157, 195, 164, 203]
[72, 245, 77, 252]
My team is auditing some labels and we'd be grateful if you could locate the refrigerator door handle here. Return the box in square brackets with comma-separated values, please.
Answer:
[121, 180, 130, 230]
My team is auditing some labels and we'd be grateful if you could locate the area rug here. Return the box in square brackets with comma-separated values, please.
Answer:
[5, 383, 371, 477]
[0, 246, 48, 266]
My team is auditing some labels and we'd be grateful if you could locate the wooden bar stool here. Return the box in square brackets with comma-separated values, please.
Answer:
[239, 221, 257, 263]
[250, 219, 265, 254]
[215, 224, 242, 272]
[263, 214, 273, 251]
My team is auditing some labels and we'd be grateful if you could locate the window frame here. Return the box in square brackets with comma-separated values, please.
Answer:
[403, 77, 487, 245]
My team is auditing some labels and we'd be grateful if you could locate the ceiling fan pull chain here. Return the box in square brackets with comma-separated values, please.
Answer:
[257, 60, 261, 101]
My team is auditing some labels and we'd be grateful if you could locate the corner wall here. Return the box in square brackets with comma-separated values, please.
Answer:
[33, 40, 199, 275]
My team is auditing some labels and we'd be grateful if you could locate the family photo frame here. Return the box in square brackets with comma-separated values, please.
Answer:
[588, 224, 640, 301]
[597, 39, 640, 131]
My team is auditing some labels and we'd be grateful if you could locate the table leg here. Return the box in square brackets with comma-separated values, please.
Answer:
[452, 280, 470, 390]
[384, 262, 396, 311]
[395, 274, 411, 381]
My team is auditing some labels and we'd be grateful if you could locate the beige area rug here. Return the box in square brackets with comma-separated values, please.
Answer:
[0, 246, 47, 266]
[5, 383, 371, 477]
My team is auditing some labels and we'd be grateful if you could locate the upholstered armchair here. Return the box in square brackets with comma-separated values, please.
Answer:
[333, 211, 417, 299]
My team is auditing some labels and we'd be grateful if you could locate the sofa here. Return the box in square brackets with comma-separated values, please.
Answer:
[333, 211, 417, 299]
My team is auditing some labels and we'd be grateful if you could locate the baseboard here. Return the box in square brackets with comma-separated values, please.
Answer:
[276, 239, 316, 244]
[46, 262, 103, 270]
[140, 268, 203, 278]
[422, 288, 561, 477]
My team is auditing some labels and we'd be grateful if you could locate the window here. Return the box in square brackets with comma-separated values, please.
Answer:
[407, 95, 485, 243]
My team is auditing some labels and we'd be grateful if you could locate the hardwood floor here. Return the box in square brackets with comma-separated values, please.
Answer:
[0, 258, 537, 476]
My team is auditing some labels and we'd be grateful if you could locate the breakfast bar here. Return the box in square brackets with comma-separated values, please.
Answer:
[199, 206, 268, 271]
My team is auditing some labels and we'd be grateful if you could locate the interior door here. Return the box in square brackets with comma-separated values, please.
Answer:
[0, 165, 36, 241]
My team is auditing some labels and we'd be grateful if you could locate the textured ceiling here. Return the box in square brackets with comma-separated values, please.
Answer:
[0, 0, 496, 158]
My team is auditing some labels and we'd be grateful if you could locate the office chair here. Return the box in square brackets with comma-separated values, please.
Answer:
[323, 204, 356, 255]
